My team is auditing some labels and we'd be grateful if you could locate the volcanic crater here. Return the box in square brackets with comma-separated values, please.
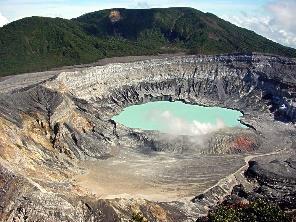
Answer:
[0, 53, 295, 221]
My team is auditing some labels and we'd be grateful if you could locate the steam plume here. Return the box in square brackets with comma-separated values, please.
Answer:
[148, 110, 226, 136]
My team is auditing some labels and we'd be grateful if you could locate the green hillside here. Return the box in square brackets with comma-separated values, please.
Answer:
[0, 7, 295, 76]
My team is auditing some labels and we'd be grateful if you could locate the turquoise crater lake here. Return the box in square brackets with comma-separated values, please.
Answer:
[112, 101, 245, 135]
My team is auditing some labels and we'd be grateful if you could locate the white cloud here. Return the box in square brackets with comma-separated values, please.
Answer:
[134, 1, 150, 8]
[221, 0, 296, 48]
[267, 0, 296, 33]
[0, 12, 8, 27]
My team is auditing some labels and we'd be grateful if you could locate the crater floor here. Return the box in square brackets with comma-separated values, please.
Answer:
[75, 150, 245, 201]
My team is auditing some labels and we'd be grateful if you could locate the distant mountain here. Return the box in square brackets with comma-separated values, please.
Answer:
[1, 7, 296, 76]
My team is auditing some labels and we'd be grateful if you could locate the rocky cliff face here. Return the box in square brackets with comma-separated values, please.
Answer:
[0, 53, 295, 221]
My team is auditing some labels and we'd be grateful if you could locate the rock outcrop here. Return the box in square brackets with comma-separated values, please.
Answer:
[246, 154, 296, 209]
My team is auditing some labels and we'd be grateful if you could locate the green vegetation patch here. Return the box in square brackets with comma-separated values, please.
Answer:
[199, 198, 292, 222]
[1, 7, 296, 76]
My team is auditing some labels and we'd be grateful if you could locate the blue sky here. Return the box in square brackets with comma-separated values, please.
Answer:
[0, 0, 295, 48]
[0, 0, 269, 20]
